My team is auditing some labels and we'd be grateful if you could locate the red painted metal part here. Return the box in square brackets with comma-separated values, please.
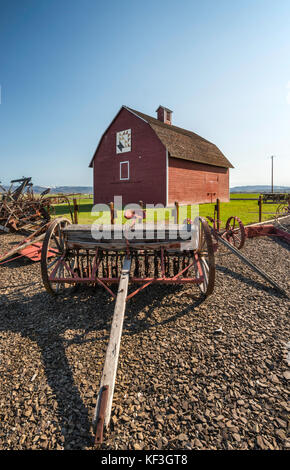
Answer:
[194, 253, 204, 278]
[48, 257, 205, 300]
[19, 242, 43, 261]
[245, 224, 290, 244]
[1, 243, 56, 265]
[275, 228, 290, 243]
[6, 242, 57, 262]
[245, 225, 277, 238]
[50, 277, 203, 284]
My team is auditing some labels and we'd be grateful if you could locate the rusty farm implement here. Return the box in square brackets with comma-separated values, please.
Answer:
[0, 177, 53, 264]
[0, 177, 51, 234]
[38, 210, 287, 446]
[205, 198, 246, 250]
[0, 177, 77, 264]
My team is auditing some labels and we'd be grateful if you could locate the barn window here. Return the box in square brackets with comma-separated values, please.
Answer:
[120, 161, 129, 180]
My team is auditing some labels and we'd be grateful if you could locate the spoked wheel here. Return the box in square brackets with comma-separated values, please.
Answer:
[275, 203, 290, 231]
[41, 217, 77, 295]
[224, 216, 245, 250]
[276, 203, 290, 218]
[194, 217, 215, 297]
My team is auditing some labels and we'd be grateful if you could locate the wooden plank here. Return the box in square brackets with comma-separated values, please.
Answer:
[93, 257, 131, 432]
[174, 201, 179, 224]
[67, 240, 184, 251]
[63, 223, 188, 232]
[64, 224, 193, 243]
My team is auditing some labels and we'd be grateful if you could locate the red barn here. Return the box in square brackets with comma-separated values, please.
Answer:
[89, 105, 233, 206]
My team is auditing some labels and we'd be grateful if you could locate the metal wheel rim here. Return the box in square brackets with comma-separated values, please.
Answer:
[41, 217, 75, 295]
[225, 216, 245, 250]
[195, 217, 215, 296]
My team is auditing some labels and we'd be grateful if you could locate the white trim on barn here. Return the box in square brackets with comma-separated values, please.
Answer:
[120, 161, 130, 180]
[123, 106, 148, 123]
[89, 106, 148, 168]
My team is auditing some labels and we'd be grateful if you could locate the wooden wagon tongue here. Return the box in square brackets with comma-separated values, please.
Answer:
[93, 257, 131, 446]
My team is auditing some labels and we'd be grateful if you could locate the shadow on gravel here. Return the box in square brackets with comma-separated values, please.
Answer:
[0, 290, 97, 449]
[270, 237, 290, 250]
[0, 258, 35, 270]
[216, 264, 283, 298]
[123, 284, 205, 335]
[0, 282, 204, 449]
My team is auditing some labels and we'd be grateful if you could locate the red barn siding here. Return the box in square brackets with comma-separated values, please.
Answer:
[168, 157, 229, 205]
[93, 108, 167, 206]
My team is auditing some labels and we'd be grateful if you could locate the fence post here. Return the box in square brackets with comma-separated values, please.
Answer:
[175, 201, 179, 224]
[215, 198, 220, 231]
[258, 195, 262, 222]
[110, 201, 115, 225]
[73, 198, 78, 224]
[139, 200, 146, 222]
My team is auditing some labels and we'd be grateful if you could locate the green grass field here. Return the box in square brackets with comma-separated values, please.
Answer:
[50, 193, 281, 227]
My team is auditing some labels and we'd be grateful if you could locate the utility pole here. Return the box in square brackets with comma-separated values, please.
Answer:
[271, 155, 274, 193]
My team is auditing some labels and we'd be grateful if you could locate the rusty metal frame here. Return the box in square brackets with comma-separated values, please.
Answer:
[46, 244, 205, 300]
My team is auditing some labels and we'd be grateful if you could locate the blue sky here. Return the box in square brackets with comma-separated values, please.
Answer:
[0, 0, 290, 188]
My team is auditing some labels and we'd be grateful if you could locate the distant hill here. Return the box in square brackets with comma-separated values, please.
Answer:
[34, 186, 93, 194]
[0, 184, 93, 194]
[230, 185, 290, 193]
[2, 182, 289, 195]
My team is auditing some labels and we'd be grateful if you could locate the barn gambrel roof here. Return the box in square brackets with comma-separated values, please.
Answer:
[89, 106, 233, 169]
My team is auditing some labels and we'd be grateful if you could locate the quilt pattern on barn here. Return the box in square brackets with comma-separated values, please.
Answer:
[116, 129, 131, 154]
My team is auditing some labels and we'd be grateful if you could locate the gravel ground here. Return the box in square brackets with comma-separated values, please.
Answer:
[0, 219, 289, 450]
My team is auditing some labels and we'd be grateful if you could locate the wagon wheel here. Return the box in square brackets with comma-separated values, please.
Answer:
[194, 217, 215, 297]
[276, 203, 290, 218]
[41, 217, 77, 295]
[224, 216, 245, 250]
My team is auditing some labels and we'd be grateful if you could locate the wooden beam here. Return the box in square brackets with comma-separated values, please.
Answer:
[215, 198, 220, 231]
[73, 198, 78, 224]
[174, 201, 179, 224]
[258, 195, 262, 223]
[109, 201, 115, 225]
[93, 257, 131, 443]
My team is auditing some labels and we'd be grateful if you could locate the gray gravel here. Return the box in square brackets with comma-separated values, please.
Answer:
[0, 221, 289, 450]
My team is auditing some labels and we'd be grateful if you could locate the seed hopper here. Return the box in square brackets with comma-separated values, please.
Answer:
[40, 214, 286, 446]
